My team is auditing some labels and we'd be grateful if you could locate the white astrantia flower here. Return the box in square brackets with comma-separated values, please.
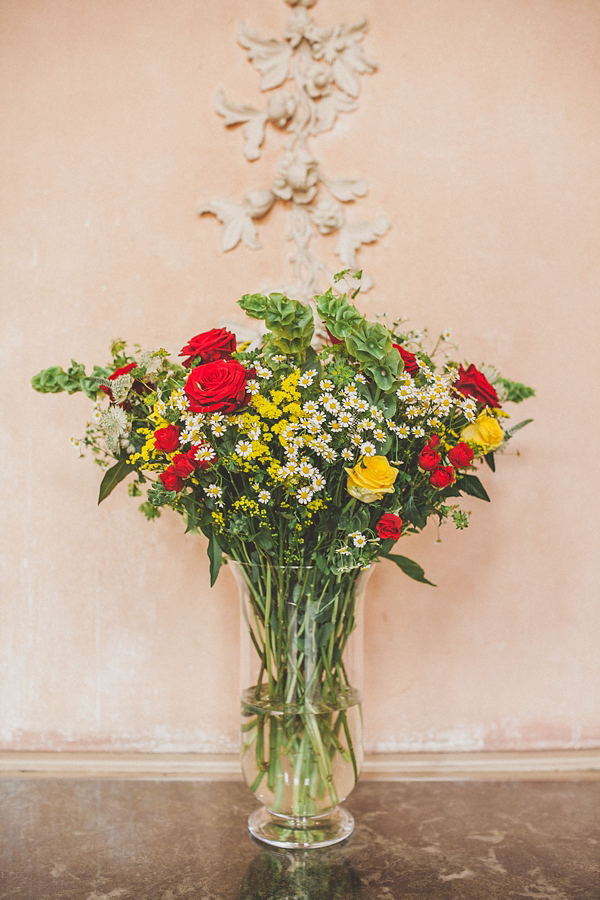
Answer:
[360, 441, 376, 457]
[100, 406, 130, 453]
[297, 486, 314, 504]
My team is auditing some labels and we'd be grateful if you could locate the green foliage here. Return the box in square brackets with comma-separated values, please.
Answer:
[456, 473, 490, 503]
[382, 553, 436, 586]
[31, 361, 110, 400]
[494, 377, 535, 404]
[239, 292, 314, 359]
[98, 459, 131, 504]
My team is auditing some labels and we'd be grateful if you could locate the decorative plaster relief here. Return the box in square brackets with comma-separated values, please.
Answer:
[199, 0, 390, 301]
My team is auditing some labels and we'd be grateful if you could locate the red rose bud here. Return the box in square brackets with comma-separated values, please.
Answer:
[430, 465, 455, 489]
[453, 364, 500, 408]
[159, 467, 184, 493]
[171, 452, 196, 478]
[427, 434, 440, 450]
[154, 424, 180, 453]
[376, 513, 403, 541]
[99, 362, 138, 400]
[447, 442, 474, 468]
[418, 445, 441, 472]
[326, 328, 344, 345]
[179, 327, 236, 368]
[392, 343, 419, 376]
[185, 359, 250, 414]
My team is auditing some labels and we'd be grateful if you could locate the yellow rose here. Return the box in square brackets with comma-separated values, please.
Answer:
[345, 455, 399, 503]
[460, 412, 504, 453]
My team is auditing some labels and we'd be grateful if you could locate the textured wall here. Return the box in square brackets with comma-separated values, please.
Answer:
[2, 0, 599, 753]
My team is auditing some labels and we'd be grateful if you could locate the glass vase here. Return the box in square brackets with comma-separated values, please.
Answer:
[230, 558, 371, 849]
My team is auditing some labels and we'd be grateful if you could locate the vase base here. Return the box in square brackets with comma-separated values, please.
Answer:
[248, 805, 354, 849]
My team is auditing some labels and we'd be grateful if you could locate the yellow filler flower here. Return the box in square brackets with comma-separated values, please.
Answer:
[345, 455, 399, 503]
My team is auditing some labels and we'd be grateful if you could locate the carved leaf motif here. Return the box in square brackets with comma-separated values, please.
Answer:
[312, 92, 356, 134]
[213, 90, 268, 160]
[332, 58, 360, 98]
[198, 197, 261, 252]
[334, 215, 391, 270]
[321, 173, 368, 203]
[237, 23, 292, 91]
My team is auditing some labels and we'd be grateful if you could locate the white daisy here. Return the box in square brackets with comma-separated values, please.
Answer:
[298, 369, 318, 388]
[205, 484, 222, 499]
[235, 440, 253, 458]
[341, 447, 354, 461]
[373, 428, 387, 443]
[297, 486, 314, 504]
[246, 379, 260, 396]
[412, 426, 425, 438]
[311, 474, 326, 492]
[360, 441, 376, 457]
[320, 379, 334, 392]
[303, 401, 319, 416]
[322, 396, 341, 415]
[352, 533, 367, 548]
[257, 490, 271, 504]
[337, 411, 354, 428]
[298, 459, 316, 479]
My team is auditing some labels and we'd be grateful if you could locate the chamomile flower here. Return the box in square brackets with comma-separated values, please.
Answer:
[370, 406, 384, 422]
[373, 428, 387, 443]
[235, 440, 253, 458]
[196, 445, 217, 463]
[303, 401, 319, 416]
[246, 379, 260, 396]
[257, 490, 271, 504]
[247, 425, 262, 441]
[361, 418, 375, 431]
[91, 407, 102, 423]
[322, 447, 337, 462]
[311, 474, 326, 492]
[212, 423, 227, 437]
[312, 411, 326, 427]
[337, 411, 354, 428]
[320, 379, 334, 392]
[341, 447, 354, 461]
[330, 420, 342, 433]
[297, 486, 314, 504]
[298, 370, 317, 388]
[205, 484, 222, 499]
[255, 365, 272, 379]
[351, 433, 363, 447]
[396, 425, 409, 439]
[354, 374, 366, 384]
[442, 328, 452, 340]
[321, 396, 341, 415]
[406, 406, 419, 419]
[298, 459, 317, 479]
[412, 426, 425, 438]
[271, 355, 286, 363]
[397, 385, 414, 400]
[360, 441, 376, 457]
[352, 533, 367, 548]
[355, 398, 369, 413]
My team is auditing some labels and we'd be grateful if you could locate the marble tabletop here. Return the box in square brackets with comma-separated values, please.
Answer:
[1, 777, 599, 898]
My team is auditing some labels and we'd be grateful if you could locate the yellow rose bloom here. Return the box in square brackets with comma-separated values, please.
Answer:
[345, 455, 399, 503]
[460, 412, 504, 453]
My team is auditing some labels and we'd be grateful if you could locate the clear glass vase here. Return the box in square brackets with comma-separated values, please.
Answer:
[230, 558, 371, 849]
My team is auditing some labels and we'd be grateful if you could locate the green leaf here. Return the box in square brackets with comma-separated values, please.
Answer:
[484, 452, 496, 471]
[316, 621, 335, 648]
[207, 533, 223, 587]
[98, 459, 131, 504]
[457, 474, 490, 502]
[504, 418, 533, 439]
[383, 553, 436, 586]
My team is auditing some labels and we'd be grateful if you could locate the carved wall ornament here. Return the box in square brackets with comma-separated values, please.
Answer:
[199, 0, 390, 301]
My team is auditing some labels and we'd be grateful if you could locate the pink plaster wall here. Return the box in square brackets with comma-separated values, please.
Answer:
[2, 0, 599, 754]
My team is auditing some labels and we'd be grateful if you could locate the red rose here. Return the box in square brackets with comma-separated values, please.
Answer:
[430, 465, 455, 489]
[376, 513, 403, 541]
[419, 445, 441, 472]
[179, 328, 236, 368]
[154, 424, 180, 453]
[171, 452, 196, 478]
[392, 343, 419, 376]
[447, 442, 474, 468]
[453, 364, 500, 408]
[159, 467, 184, 493]
[185, 359, 250, 414]
[427, 434, 440, 450]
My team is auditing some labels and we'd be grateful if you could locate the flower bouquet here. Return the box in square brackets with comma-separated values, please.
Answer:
[32, 275, 533, 847]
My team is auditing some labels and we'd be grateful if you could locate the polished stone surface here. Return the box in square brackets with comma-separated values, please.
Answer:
[1, 778, 599, 898]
